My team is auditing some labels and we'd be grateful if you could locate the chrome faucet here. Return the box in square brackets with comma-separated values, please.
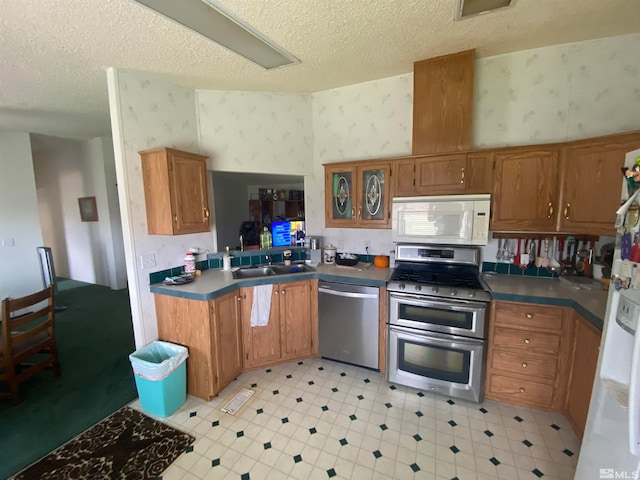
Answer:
[266, 255, 272, 265]
[239, 234, 244, 251]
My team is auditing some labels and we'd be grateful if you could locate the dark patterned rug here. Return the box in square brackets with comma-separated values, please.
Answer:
[12, 407, 195, 480]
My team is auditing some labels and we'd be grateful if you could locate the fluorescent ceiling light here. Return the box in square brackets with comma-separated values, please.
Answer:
[132, 0, 300, 69]
[456, 0, 515, 19]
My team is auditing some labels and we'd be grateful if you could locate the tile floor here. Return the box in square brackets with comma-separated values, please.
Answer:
[130, 359, 580, 480]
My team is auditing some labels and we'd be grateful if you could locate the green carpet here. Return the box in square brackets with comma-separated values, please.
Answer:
[0, 279, 138, 479]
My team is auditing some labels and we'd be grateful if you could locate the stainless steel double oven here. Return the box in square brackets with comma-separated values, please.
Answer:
[386, 244, 491, 402]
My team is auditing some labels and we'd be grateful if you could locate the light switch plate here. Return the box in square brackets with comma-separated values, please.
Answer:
[1, 238, 15, 247]
[140, 253, 156, 269]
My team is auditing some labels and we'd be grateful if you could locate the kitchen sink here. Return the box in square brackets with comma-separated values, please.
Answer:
[231, 263, 315, 279]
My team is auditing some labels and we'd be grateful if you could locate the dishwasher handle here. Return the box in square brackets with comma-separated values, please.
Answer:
[318, 287, 378, 300]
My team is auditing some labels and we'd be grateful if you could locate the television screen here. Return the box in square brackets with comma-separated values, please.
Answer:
[272, 221, 305, 247]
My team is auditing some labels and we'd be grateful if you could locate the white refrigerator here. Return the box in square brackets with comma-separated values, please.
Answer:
[575, 148, 640, 480]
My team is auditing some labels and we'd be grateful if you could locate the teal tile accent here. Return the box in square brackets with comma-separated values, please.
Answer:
[251, 255, 261, 265]
[171, 267, 183, 275]
[241, 256, 251, 266]
[209, 258, 221, 269]
[149, 269, 172, 284]
[196, 260, 208, 271]
[231, 256, 241, 267]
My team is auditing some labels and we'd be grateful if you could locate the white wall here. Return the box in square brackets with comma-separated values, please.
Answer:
[31, 134, 124, 287]
[0, 132, 45, 299]
[87, 137, 127, 289]
[108, 68, 215, 348]
[473, 33, 640, 148]
[197, 91, 313, 175]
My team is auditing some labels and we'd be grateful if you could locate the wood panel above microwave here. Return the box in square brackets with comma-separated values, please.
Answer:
[412, 50, 475, 155]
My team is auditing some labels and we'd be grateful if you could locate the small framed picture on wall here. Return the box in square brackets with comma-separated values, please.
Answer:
[78, 196, 98, 222]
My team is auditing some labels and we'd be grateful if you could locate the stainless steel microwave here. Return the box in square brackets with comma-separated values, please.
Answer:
[391, 194, 491, 245]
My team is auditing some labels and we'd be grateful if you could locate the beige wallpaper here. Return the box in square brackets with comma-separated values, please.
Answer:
[197, 90, 313, 175]
[109, 69, 213, 347]
[473, 33, 640, 148]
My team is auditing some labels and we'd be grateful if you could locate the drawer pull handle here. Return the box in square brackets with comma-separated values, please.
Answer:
[525, 313, 533, 319]
[547, 202, 553, 218]
[523, 338, 530, 344]
[522, 362, 528, 368]
[460, 167, 465, 184]
[519, 387, 525, 393]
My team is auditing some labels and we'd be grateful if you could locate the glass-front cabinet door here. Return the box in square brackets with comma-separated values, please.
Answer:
[359, 163, 391, 228]
[325, 166, 356, 226]
[324, 162, 391, 229]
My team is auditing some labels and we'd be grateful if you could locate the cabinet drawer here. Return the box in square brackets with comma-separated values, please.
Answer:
[490, 349, 558, 380]
[494, 302, 563, 331]
[492, 327, 561, 355]
[487, 373, 554, 407]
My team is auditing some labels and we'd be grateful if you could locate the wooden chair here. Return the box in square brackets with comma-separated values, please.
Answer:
[1, 285, 61, 403]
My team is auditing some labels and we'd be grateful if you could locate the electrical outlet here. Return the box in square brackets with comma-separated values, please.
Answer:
[140, 253, 156, 269]
[364, 240, 371, 251]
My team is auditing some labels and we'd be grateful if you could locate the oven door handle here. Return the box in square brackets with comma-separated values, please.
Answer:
[388, 324, 485, 346]
[389, 293, 486, 312]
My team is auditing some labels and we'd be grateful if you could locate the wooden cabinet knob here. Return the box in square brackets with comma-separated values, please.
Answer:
[523, 338, 530, 344]
[519, 387, 525, 393]
[525, 313, 533, 319]
[275, 291, 279, 295]
[237, 296, 242, 301]
[522, 362, 528, 368]
[281, 290, 285, 294]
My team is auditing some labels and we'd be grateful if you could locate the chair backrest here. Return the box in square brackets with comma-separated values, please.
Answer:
[1, 285, 56, 369]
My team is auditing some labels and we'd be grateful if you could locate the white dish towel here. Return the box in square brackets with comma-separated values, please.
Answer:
[250, 284, 273, 327]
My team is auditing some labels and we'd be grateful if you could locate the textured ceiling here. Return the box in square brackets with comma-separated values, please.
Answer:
[1, 0, 639, 139]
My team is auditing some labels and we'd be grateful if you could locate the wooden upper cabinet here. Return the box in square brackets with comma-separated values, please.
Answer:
[324, 161, 391, 229]
[466, 151, 494, 194]
[415, 153, 467, 194]
[559, 131, 640, 236]
[392, 151, 493, 197]
[140, 147, 211, 235]
[412, 50, 474, 155]
[491, 146, 560, 231]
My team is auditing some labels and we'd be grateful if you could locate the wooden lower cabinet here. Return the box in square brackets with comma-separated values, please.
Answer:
[485, 300, 603, 439]
[154, 279, 318, 401]
[565, 311, 602, 439]
[154, 290, 242, 401]
[485, 301, 572, 411]
[241, 279, 318, 370]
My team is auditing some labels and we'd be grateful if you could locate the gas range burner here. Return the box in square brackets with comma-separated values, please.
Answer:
[387, 246, 492, 302]
[387, 265, 491, 302]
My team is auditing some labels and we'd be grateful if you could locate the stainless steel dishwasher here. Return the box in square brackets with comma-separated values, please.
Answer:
[318, 281, 379, 370]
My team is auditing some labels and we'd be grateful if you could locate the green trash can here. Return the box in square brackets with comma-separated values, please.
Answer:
[129, 341, 188, 417]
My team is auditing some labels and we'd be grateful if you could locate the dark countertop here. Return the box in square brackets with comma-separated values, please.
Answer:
[150, 263, 607, 330]
[150, 262, 393, 301]
[482, 274, 607, 330]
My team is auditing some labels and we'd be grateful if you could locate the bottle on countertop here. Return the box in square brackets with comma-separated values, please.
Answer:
[260, 227, 272, 249]
[184, 252, 196, 273]
[222, 246, 232, 271]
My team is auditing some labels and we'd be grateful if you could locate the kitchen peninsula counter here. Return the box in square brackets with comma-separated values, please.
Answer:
[150, 262, 392, 301]
[482, 274, 608, 330]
